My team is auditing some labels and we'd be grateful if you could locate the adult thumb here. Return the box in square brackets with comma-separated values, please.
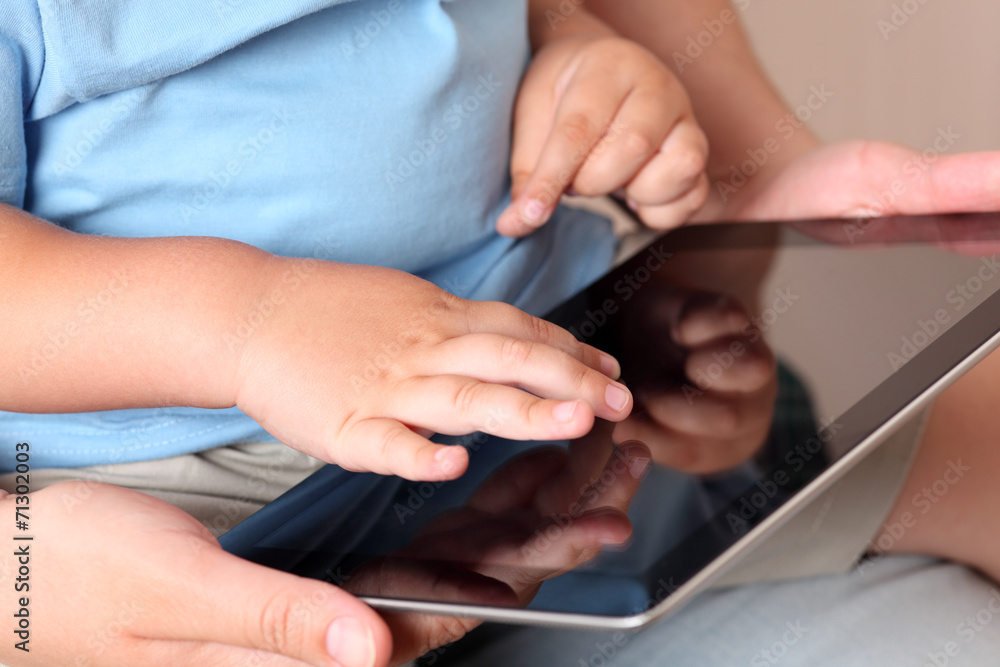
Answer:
[151, 544, 392, 667]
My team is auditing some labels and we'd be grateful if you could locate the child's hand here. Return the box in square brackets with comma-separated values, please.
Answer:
[233, 259, 632, 482]
[497, 34, 709, 237]
[3, 482, 392, 667]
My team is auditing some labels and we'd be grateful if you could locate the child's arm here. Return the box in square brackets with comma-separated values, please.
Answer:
[1, 203, 267, 413]
[496, 0, 710, 236]
[2, 202, 631, 481]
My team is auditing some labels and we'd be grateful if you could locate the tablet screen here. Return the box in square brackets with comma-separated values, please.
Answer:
[221, 212, 1000, 620]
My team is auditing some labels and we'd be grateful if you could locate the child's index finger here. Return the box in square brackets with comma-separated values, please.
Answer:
[499, 65, 630, 237]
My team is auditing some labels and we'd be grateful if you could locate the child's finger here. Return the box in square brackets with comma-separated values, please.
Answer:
[498, 66, 629, 237]
[624, 120, 709, 208]
[466, 300, 621, 379]
[417, 333, 632, 419]
[336, 418, 471, 481]
[630, 172, 710, 230]
[572, 86, 686, 197]
[384, 375, 598, 440]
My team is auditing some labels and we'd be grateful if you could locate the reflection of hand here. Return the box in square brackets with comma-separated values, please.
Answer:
[0, 482, 392, 667]
[343, 440, 651, 665]
[613, 292, 777, 474]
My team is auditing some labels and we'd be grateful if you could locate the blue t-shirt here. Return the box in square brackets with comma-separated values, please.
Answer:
[0, 0, 617, 470]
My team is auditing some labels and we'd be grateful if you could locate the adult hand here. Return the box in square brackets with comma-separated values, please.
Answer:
[0, 482, 391, 667]
[708, 140, 1000, 223]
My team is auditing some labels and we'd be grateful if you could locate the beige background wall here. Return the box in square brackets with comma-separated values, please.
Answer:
[736, 1, 999, 429]
[740, 0, 1000, 152]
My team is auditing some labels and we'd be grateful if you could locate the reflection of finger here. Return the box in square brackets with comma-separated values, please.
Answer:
[685, 337, 775, 393]
[402, 508, 632, 576]
[674, 295, 750, 347]
[573, 440, 651, 516]
[532, 421, 615, 516]
[466, 447, 569, 514]
[644, 389, 772, 439]
[612, 418, 765, 474]
[346, 557, 518, 607]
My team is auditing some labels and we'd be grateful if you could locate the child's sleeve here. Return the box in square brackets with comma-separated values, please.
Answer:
[0, 0, 43, 209]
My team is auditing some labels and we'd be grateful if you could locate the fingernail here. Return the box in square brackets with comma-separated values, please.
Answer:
[522, 199, 547, 226]
[629, 456, 651, 480]
[434, 446, 462, 475]
[626, 198, 639, 211]
[326, 617, 376, 667]
[599, 353, 621, 379]
[553, 400, 579, 423]
[605, 383, 630, 412]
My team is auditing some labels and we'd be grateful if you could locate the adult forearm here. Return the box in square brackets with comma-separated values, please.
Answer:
[527, 0, 615, 52]
[587, 0, 820, 215]
[0, 204, 270, 414]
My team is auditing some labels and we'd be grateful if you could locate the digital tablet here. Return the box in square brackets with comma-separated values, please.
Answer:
[221, 211, 1000, 630]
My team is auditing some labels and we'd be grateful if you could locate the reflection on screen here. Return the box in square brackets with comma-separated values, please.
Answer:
[222, 213, 1000, 618]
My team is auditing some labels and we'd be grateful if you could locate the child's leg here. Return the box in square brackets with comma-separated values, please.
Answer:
[878, 346, 1000, 581]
